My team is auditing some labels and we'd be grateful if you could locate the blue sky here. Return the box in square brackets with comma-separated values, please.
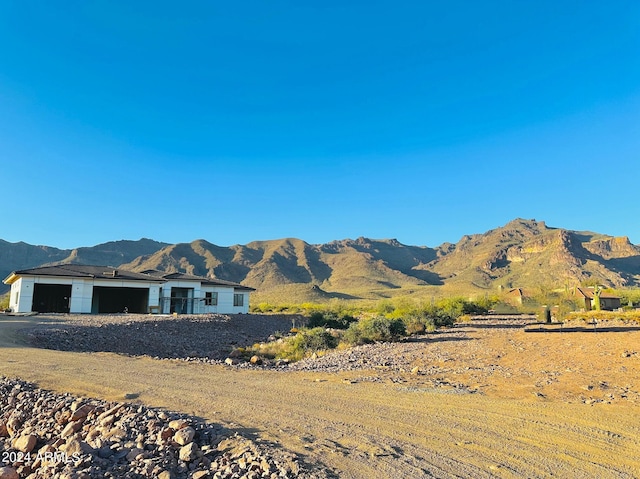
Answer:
[1, 1, 638, 249]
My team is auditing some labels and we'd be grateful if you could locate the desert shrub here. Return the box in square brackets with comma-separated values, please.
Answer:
[343, 316, 406, 345]
[435, 297, 492, 317]
[0, 294, 9, 311]
[613, 288, 640, 308]
[402, 313, 436, 335]
[299, 327, 339, 351]
[376, 300, 395, 315]
[280, 328, 339, 361]
[418, 306, 457, 328]
[566, 310, 640, 323]
[554, 299, 579, 321]
[307, 311, 358, 330]
[250, 327, 339, 362]
[251, 302, 276, 313]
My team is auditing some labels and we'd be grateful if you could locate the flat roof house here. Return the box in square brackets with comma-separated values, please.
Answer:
[3, 265, 254, 315]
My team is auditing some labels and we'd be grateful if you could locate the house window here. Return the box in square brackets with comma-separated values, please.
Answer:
[205, 292, 218, 306]
[233, 293, 244, 307]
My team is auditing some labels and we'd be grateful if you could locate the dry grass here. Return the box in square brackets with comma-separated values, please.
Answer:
[1, 315, 639, 478]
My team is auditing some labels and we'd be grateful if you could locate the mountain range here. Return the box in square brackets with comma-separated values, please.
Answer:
[2, 219, 639, 302]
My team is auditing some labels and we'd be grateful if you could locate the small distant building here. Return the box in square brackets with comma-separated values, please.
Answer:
[506, 288, 526, 306]
[3, 265, 254, 315]
[573, 287, 621, 311]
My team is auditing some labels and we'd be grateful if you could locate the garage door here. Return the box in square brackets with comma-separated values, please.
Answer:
[32, 284, 72, 313]
[92, 287, 149, 314]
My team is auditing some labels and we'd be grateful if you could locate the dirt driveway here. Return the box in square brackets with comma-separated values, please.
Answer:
[1, 314, 639, 478]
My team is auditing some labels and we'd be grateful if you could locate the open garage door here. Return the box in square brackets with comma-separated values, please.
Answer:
[32, 284, 72, 313]
[92, 287, 149, 314]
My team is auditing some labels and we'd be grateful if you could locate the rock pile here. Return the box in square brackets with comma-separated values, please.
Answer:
[0, 378, 327, 479]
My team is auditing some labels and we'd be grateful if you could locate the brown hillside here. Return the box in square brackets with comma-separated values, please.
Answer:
[4, 219, 640, 300]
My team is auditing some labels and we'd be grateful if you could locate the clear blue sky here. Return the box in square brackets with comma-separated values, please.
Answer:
[1, 1, 638, 249]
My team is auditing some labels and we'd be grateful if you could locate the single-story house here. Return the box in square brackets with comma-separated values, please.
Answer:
[3, 265, 254, 315]
[573, 287, 621, 311]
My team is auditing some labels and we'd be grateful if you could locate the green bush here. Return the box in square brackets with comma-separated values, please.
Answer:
[307, 311, 358, 330]
[612, 288, 640, 308]
[343, 316, 406, 345]
[0, 294, 9, 311]
[278, 327, 339, 361]
[435, 297, 492, 317]
[402, 313, 436, 334]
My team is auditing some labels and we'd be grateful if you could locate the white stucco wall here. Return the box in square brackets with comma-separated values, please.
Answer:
[232, 290, 250, 314]
[70, 279, 93, 313]
[8, 275, 249, 314]
[11, 277, 34, 312]
[9, 276, 162, 314]
[10, 278, 31, 312]
[148, 285, 160, 310]
[159, 281, 251, 314]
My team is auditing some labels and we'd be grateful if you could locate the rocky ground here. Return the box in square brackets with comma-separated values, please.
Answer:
[24, 314, 303, 361]
[22, 314, 640, 405]
[0, 377, 328, 479]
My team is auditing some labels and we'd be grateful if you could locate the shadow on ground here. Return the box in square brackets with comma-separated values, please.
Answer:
[21, 315, 297, 360]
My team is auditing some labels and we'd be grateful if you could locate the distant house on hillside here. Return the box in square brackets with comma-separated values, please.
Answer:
[3, 265, 254, 315]
[573, 287, 621, 311]
[505, 288, 527, 306]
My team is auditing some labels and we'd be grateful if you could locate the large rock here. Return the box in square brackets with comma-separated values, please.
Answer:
[173, 426, 195, 446]
[168, 419, 189, 430]
[250, 355, 263, 365]
[179, 442, 200, 462]
[61, 419, 84, 438]
[13, 434, 37, 453]
[70, 404, 94, 421]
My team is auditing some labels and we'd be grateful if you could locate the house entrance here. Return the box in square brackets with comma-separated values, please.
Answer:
[32, 284, 72, 313]
[169, 287, 194, 314]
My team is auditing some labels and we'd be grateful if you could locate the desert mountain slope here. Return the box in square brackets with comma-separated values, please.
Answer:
[2, 219, 640, 298]
[0, 238, 168, 292]
[121, 237, 439, 294]
[430, 219, 640, 290]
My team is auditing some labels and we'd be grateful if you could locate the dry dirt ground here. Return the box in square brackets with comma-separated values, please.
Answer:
[1, 313, 639, 478]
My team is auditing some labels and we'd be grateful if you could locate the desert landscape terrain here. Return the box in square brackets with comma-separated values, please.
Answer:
[1, 313, 639, 478]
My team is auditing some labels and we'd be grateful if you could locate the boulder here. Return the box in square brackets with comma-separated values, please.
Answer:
[61, 419, 84, 438]
[179, 442, 200, 462]
[168, 419, 189, 430]
[250, 355, 263, 365]
[173, 426, 195, 446]
[13, 434, 37, 453]
[70, 404, 94, 421]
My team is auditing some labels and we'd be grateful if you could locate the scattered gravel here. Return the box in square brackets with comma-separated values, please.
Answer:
[23, 314, 303, 362]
